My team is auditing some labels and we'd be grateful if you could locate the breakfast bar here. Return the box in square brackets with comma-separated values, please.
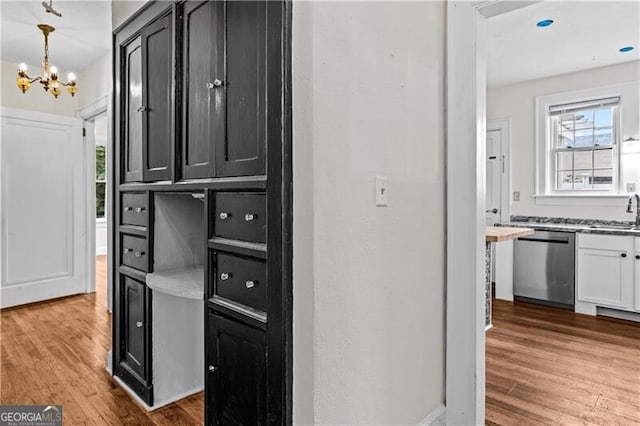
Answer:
[485, 226, 534, 328]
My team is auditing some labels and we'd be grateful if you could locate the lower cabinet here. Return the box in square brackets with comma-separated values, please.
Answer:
[576, 234, 634, 312]
[207, 311, 266, 425]
[635, 238, 640, 312]
[116, 274, 153, 405]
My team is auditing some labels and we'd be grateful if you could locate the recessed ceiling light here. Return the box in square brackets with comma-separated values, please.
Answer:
[619, 46, 634, 53]
[536, 19, 554, 28]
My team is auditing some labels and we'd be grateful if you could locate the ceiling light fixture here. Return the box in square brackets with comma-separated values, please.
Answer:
[16, 24, 77, 98]
[619, 46, 634, 53]
[536, 19, 554, 28]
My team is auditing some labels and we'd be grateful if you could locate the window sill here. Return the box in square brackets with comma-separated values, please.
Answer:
[533, 194, 631, 206]
[96, 218, 107, 227]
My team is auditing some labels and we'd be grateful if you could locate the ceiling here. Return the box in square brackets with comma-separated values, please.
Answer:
[487, 1, 640, 87]
[1, 1, 110, 75]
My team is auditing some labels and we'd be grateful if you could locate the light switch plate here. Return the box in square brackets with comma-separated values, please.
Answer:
[513, 191, 520, 202]
[626, 182, 636, 193]
[375, 176, 388, 206]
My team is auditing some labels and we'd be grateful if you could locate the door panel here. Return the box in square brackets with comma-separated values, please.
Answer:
[124, 37, 143, 182]
[216, 1, 267, 177]
[486, 129, 501, 226]
[181, 1, 220, 179]
[208, 312, 266, 425]
[142, 13, 173, 182]
[122, 276, 147, 380]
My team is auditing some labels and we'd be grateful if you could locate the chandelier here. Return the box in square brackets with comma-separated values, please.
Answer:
[16, 24, 77, 98]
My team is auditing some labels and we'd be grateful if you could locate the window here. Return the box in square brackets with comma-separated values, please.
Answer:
[549, 97, 619, 193]
[96, 144, 106, 218]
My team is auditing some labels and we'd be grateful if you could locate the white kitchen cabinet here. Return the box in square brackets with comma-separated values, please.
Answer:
[635, 238, 640, 312]
[576, 234, 634, 313]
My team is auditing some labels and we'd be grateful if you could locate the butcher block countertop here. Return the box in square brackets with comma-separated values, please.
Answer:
[486, 226, 534, 243]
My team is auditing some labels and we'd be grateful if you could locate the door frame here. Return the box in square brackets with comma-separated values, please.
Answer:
[446, 1, 539, 423]
[78, 94, 112, 307]
[487, 118, 511, 224]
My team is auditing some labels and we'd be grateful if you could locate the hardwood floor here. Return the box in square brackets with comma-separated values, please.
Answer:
[487, 299, 640, 425]
[0, 255, 204, 425]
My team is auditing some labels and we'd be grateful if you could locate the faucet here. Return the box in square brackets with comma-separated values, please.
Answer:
[627, 193, 640, 227]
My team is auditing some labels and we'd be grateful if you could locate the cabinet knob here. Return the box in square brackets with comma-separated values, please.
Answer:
[219, 212, 229, 220]
[206, 79, 224, 89]
[621, 253, 627, 258]
[244, 213, 255, 222]
[245, 280, 255, 289]
[636, 255, 640, 260]
[134, 207, 145, 213]
[123, 248, 132, 254]
[208, 365, 217, 373]
[136, 106, 148, 112]
[220, 272, 230, 281]
[134, 251, 145, 258]
[136, 321, 143, 328]
[124, 206, 133, 212]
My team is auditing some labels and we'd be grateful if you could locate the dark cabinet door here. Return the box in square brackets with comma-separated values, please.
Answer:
[122, 36, 143, 183]
[181, 0, 220, 179]
[120, 276, 148, 381]
[142, 13, 173, 182]
[217, 1, 268, 177]
[207, 312, 266, 426]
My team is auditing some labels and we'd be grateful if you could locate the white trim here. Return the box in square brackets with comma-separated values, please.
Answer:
[417, 404, 446, 426]
[487, 118, 512, 223]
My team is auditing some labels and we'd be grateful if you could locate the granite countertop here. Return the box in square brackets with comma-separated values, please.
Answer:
[497, 216, 640, 237]
[486, 226, 534, 242]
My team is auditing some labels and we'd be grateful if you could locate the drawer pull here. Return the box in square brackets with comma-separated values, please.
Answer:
[621, 253, 627, 258]
[244, 213, 255, 222]
[206, 79, 223, 89]
[245, 280, 255, 289]
[123, 248, 132, 254]
[219, 212, 229, 220]
[136, 321, 143, 328]
[124, 206, 133, 212]
[220, 272, 230, 281]
[134, 251, 145, 258]
[135, 207, 146, 213]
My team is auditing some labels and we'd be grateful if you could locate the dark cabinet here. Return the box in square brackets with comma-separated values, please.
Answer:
[207, 312, 266, 425]
[118, 10, 173, 183]
[180, 1, 269, 179]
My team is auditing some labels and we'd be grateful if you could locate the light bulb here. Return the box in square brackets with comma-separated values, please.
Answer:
[67, 72, 76, 82]
[18, 63, 27, 72]
[50, 65, 58, 76]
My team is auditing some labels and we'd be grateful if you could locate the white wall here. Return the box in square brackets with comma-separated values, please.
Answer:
[293, 2, 446, 424]
[78, 54, 112, 110]
[488, 61, 640, 220]
[112, 0, 148, 30]
[1, 61, 79, 117]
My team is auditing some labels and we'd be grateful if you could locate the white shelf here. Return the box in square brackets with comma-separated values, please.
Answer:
[146, 267, 204, 300]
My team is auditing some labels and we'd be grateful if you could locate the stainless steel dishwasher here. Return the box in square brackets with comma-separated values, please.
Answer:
[513, 230, 575, 309]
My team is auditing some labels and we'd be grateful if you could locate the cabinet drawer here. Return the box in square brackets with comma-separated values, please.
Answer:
[213, 193, 266, 243]
[214, 252, 266, 313]
[121, 234, 148, 272]
[121, 193, 148, 227]
[577, 233, 633, 251]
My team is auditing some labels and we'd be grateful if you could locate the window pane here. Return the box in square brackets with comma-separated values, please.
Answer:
[594, 148, 613, 169]
[573, 150, 593, 169]
[96, 145, 106, 181]
[96, 182, 106, 218]
[593, 169, 613, 190]
[574, 128, 594, 147]
[556, 151, 573, 170]
[556, 171, 575, 191]
[572, 170, 593, 190]
[575, 110, 594, 131]
[559, 130, 573, 148]
[594, 108, 612, 128]
[594, 127, 613, 146]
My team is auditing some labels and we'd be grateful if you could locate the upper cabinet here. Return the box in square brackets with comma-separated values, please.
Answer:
[117, 8, 173, 184]
[180, 1, 269, 179]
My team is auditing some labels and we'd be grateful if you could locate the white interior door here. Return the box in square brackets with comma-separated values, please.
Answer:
[1, 108, 86, 308]
[485, 129, 502, 226]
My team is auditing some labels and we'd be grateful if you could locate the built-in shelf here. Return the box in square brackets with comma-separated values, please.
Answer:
[146, 267, 204, 300]
[209, 296, 267, 325]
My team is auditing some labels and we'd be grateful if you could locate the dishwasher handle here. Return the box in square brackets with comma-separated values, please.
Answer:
[517, 236, 570, 244]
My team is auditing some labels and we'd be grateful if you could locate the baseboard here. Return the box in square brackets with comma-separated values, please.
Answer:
[418, 403, 446, 426]
[96, 246, 108, 256]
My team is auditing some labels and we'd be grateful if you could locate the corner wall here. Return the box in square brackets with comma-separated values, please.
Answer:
[488, 60, 640, 220]
[293, 2, 446, 423]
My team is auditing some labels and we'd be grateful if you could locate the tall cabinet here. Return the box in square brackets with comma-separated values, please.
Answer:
[112, 1, 291, 423]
